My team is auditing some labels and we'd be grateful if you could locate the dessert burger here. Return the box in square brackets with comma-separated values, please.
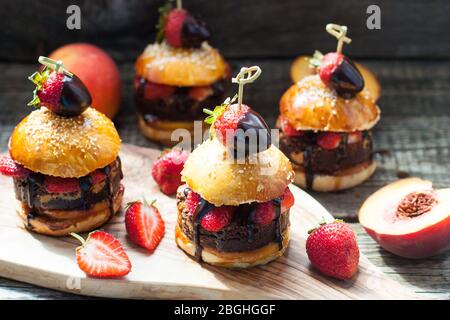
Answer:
[277, 24, 381, 192]
[0, 57, 123, 236]
[134, 0, 229, 145]
[175, 67, 295, 268]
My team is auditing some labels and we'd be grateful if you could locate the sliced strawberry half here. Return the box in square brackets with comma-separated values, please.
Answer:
[347, 131, 363, 144]
[279, 116, 303, 137]
[90, 170, 107, 184]
[143, 82, 175, 100]
[0, 156, 31, 178]
[44, 176, 80, 193]
[317, 132, 342, 150]
[281, 187, 295, 212]
[125, 200, 165, 252]
[254, 202, 276, 226]
[189, 86, 213, 101]
[200, 206, 234, 232]
[185, 189, 202, 216]
[72, 231, 131, 278]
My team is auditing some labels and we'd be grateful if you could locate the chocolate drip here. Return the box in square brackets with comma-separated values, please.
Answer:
[246, 205, 257, 243]
[25, 173, 43, 229]
[100, 165, 114, 217]
[271, 197, 283, 249]
[234, 109, 271, 156]
[303, 144, 314, 190]
[192, 199, 214, 260]
[337, 133, 347, 161]
[79, 176, 92, 210]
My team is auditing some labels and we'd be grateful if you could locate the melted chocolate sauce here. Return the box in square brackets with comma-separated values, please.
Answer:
[25, 173, 43, 229]
[271, 197, 283, 249]
[100, 165, 114, 217]
[234, 109, 271, 157]
[303, 144, 314, 190]
[192, 199, 214, 260]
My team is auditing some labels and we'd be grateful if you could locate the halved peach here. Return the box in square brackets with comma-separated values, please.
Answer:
[359, 178, 450, 258]
[290, 55, 381, 101]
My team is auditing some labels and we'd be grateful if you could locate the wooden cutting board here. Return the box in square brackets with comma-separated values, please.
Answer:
[0, 144, 417, 299]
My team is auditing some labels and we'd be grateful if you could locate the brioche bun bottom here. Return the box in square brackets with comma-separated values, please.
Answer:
[18, 186, 124, 236]
[294, 160, 376, 192]
[138, 114, 206, 146]
[175, 225, 290, 268]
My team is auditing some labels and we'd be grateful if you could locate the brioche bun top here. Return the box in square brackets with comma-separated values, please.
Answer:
[280, 75, 380, 132]
[9, 107, 121, 178]
[135, 42, 228, 87]
[181, 138, 294, 206]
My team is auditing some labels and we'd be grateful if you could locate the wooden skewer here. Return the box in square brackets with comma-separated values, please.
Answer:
[231, 66, 262, 109]
[326, 24, 352, 53]
[176, 0, 182, 9]
[38, 56, 73, 77]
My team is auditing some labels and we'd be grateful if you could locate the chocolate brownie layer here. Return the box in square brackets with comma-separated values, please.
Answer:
[134, 77, 227, 122]
[13, 158, 123, 213]
[177, 186, 290, 253]
[279, 131, 373, 175]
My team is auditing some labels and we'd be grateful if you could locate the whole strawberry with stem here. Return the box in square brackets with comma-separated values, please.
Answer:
[158, 1, 210, 48]
[28, 56, 92, 117]
[306, 220, 359, 280]
[71, 231, 131, 278]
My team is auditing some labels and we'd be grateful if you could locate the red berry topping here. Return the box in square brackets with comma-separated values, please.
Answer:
[347, 131, 363, 144]
[73, 231, 131, 278]
[200, 206, 234, 232]
[306, 221, 359, 280]
[185, 190, 202, 216]
[279, 116, 303, 137]
[213, 103, 250, 145]
[37, 71, 65, 110]
[319, 52, 344, 86]
[152, 148, 189, 195]
[143, 82, 175, 100]
[125, 201, 165, 252]
[254, 202, 276, 226]
[44, 176, 80, 193]
[281, 187, 295, 212]
[90, 170, 107, 184]
[317, 132, 342, 150]
[164, 9, 187, 48]
[0, 156, 30, 178]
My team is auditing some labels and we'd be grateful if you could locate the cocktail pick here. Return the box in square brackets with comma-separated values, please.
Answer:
[325, 23, 352, 54]
[232, 66, 262, 110]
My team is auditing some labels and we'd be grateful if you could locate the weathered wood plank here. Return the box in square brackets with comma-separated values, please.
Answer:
[0, 0, 450, 61]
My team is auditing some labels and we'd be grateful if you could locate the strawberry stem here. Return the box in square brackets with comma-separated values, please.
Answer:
[231, 66, 262, 110]
[70, 232, 86, 246]
[325, 24, 352, 54]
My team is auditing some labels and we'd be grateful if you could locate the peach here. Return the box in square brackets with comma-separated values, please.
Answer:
[359, 178, 450, 258]
[290, 55, 381, 102]
[49, 43, 121, 118]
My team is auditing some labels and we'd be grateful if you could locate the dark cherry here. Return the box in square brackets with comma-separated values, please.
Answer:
[329, 57, 364, 98]
[58, 74, 92, 116]
[181, 15, 210, 48]
[234, 109, 271, 157]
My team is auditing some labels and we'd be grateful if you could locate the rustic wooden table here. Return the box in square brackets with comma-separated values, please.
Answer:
[0, 60, 448, 300]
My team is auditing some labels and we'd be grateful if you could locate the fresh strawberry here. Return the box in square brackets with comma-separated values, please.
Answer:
[164, 8, 210, 48]
[316, 132, 342, 150]
[90, 170, 107, 184]
[143, 81, 175, 100]
[306, 221, 359, 280]
[185, 189, 202, 216]
[201, 206, 234, 232]
[254, 202, 276, 226]
[189, 86, 213, 101]
[72, 231, 131, 278]
[151, 148, 189, 195]
[28, 58, 91, 116]
[0, 156, 31, 178]
[281, 187, 295, 212]
[125, 200, 165, 251]
[347, 131, 363, 144]
[44, 176, 80, 193]
[319, 52, 344, 86]
[279, 116, 303, 137]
